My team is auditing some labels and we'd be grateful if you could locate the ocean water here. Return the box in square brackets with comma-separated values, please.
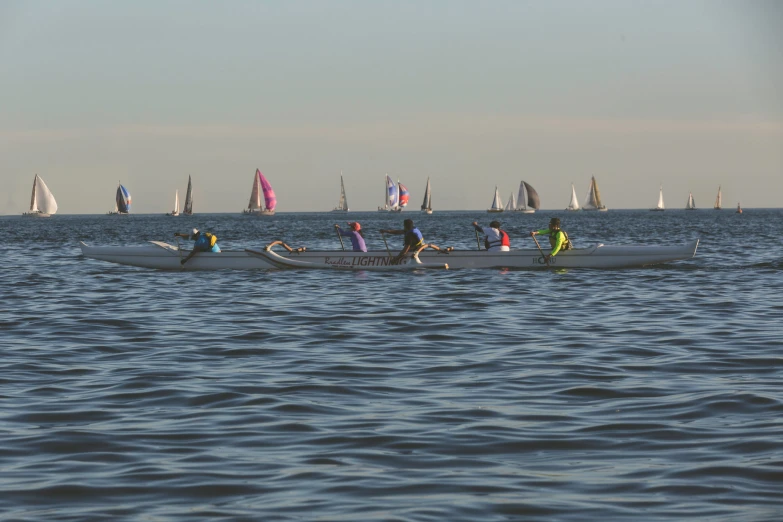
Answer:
[2, 209, 782, 521]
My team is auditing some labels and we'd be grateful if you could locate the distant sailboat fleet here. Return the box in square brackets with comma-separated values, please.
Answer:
[17, 172, 746, 214]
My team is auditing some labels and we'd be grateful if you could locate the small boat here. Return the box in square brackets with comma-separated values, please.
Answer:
[167, 190, 180, 216]
[650, 184, 665, 211]
[736, 202, 742, 214]
[242, 169, 276, 216]
[332, 173, 349, 212]
[378, 174, 400, 211]
[421, 177, 433, 214]
[80, 239, 700, 271]
[685, 192, 696, 210]
[183, 175, 193, 215]
[565, 183, 580, 211]
[504, 191, 516, 211]
[108, 182, 131, 215]
[714, 185, 722, 210]
[515, 181, 539, 213]
[583, 176, 608, 211]
[23, 174, 58, 217]
[487, 186, 504, 213]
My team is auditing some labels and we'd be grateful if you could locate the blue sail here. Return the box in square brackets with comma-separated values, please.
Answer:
[116, 184, 132, 213]
[386, 175, 399, 208]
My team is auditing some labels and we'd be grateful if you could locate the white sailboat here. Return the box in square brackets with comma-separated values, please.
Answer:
[23, 174, 58, 217]
[685, 192, 696, 210]
[583, 176, 608, 211]
[421, 177, 433, 214]
[183, 175, 193, 215]
[651, 184, 665, 211]
[167, 190, 180, 216]
[714, 185, 722, 210]
[565, 183, 580, 211]
[515, 181, 539, 213]
[487, 186, 504, 213]
[332, 173, 349, 212]
[504, 191, 516, 211]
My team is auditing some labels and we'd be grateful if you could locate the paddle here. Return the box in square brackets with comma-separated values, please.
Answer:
[531, 234, 550, 267]
[381, 231, 392, 258]
[335, 225, 345, 251]
[474, 229, 481, 250]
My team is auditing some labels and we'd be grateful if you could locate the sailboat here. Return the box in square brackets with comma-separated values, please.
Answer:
[332, 173, 349, 212]
[583, 176, 608, 211]
[378, 174, 400, 211]
[685, 192, 696, 210]
[565, 183, 580, 211]
[504, 191, 516, 211]
[23, 174, 58, 217]
[650, 184, 665, 211]
[167, 190, 180, 216]
[108, 182, 131, 215]
[736, 202, 743, 214]
[487, 186, 504, 213]
[714, 185, 722, 210]
[183, 176, 193, 215]
[421, 177, 433, 214]
[243, 169, 276, 215]
[515, 181, 540, 213]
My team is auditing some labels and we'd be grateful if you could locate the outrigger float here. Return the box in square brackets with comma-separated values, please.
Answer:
[79, 238, 699, 271]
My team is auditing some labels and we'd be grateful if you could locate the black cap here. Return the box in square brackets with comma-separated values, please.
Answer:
[549, 217, 561, 228]
[489, 220, 501, 228]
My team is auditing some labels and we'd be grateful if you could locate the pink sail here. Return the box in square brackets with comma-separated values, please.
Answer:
[257, 169, 277, 211]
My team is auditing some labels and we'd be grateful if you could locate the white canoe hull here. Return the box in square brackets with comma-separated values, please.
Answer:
[80, 240, 699, 271]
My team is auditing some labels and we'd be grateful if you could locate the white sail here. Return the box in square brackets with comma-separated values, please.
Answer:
[504, 192, 516, 211]
[173, 190, 179, 214]
[27, 174, 58, 215]
[654, 185, 665, 210]
[421, 177, 432, 213]
[516, 181, 526, 211]
[183, 176, 193, 215]
[583, 176, 606, 211]
[333, 173, 349, 211]
[714, 185, 722, 210]
[248, 172, 262, 211]
[566, 183, 580, 211]
[686, 192, 696, 210]
[488, 186, 503, 212]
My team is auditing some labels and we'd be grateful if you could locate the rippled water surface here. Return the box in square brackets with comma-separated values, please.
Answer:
[2, 210, 782, 521]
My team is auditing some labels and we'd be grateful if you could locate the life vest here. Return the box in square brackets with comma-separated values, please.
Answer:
[203, 232, 218, 248]
[486, 229, 510, 249]
[549, 229, 572, 251]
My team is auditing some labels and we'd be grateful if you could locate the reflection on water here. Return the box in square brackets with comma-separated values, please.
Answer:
[1, 210, 782, 520]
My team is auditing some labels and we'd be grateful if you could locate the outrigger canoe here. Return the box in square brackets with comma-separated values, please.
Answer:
[79, 239, 699, 271]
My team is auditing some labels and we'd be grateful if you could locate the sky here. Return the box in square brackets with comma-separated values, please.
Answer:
[1, 0, 781, 214]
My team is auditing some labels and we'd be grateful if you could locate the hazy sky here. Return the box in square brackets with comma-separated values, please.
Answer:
[1, 0, 781, 213]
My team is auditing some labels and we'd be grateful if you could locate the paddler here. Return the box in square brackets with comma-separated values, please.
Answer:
[380, 218, 424, 264]
[174, 228, 221, 265]
[334, 222, 367, 252]
[530, 217, 572, 262]
[472, 220, 510, 252]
